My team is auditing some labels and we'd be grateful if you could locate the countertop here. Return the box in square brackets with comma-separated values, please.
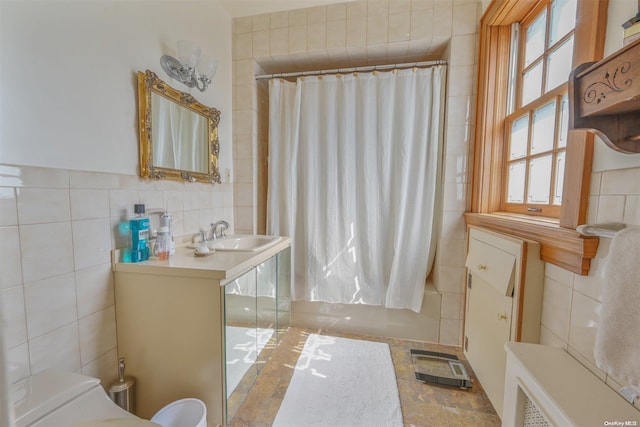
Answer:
[112, 236, 291, 284]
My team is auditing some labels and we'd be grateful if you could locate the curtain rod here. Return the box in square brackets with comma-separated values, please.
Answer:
[255, 59, 447, 80]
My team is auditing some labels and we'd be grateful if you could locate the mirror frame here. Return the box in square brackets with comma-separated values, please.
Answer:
[137, 70, 221, 183]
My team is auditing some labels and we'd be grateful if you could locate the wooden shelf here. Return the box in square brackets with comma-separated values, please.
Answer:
[569, 38, 640, 153]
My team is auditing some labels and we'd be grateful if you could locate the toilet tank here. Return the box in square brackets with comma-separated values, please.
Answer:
[12, 370, 135, 427]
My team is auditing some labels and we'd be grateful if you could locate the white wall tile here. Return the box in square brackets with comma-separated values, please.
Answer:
[69, 171, 119, 189]
[440, 292, 462, 319]
[539, 326, 568, 349]
[24, 272, 77, 339]
[623, 195, 640, 226]
[433, 5, 453, 37]
[448, 65, 474, 97]
[0, 226, 23, 289]
[600, 168, 640, 195]
[541, 277, 572, 342]
[29, 322, 81, 374]
[452, 3, 477, 35]
[2, 285, 27, 348]
[596, 195, 625, 223]
[7, 342, 30, 384]
[449, 35, 477, 66]
[72, 218, 112, 270]
[10, 166, 69, 189]
[75, 264, 114, 318]
[17, 188, 70, 224]
[81, 348, 118, 391]
[79, 306, 117, 365]
[568, 291, 600, 365]
[70, 189, 110, 220]
[545, 262, 574, 287]
[410, 9, 433, 40]
[439, 318, 461, 346]
[0, 187, 18, 226]
[109, 189, 139, 219]
[20, 222, 74, 283]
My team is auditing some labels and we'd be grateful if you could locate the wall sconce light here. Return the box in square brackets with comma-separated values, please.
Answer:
[160, 40, 217, 92]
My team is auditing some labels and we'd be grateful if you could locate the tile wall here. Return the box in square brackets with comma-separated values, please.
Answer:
[232, 0, 480, 346]
[0, 164, 233, 386]
[540, 165, 640, 399]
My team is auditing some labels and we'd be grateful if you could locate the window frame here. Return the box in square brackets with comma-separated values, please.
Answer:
[465, 0, 609, 275]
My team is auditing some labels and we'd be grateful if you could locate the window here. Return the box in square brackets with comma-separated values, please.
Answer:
[503, 0, 576, 217]
[466, 0, 609, 274]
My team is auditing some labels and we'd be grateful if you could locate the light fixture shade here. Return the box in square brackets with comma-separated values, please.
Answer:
[198, 55, 218, 79]
[177, 40, 201, 69]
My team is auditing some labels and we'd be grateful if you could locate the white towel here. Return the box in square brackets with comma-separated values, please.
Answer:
[594, 227, 640, 388]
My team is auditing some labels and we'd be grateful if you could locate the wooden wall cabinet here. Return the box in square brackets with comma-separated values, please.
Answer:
[569, 38, 640, 153]
[463, 226, 544, 417]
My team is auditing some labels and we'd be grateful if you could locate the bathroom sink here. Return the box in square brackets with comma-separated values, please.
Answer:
[210, 235, 282, 252]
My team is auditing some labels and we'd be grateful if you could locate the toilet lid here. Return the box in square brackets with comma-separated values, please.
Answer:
[72, 419, 162, 427]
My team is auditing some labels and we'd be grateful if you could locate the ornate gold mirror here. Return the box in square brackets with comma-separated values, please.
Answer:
[137, 70, 221, 183]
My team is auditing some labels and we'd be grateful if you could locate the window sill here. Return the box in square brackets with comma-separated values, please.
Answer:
[463, 212, 599, 275]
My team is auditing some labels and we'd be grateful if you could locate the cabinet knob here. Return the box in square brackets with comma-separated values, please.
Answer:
[497, 312, 507, 321]
[477, 264, 487, 270]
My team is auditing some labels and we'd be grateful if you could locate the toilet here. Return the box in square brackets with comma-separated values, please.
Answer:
[11, 370, 206, 427]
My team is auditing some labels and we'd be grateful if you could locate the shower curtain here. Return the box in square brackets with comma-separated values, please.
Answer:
[267, 66, 445, 312]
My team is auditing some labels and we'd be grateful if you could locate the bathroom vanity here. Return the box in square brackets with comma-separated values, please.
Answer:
[112, 237, 291, 426]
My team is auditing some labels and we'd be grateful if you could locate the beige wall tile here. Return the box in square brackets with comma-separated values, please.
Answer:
[17, 188, 70, 225]
[29, 323, 80, 374]
[368, 0, 389, 16]
[252, 13, 270, 32]
[442, 182, 466, 210]
[2, 285, 27, 348]
[24, 272, 77, 339]
[81, 348, 118, 390]
[347, 1, 368, 19]
[347, 18, 367, 47]
[183, 190, 202, 211]
[410, 9, 434, 40]
[72, 218, 112, 270]
[108, 189, 139, 218]
[590, 171, 602, 195]
[327, 20, 347, 49]
[439, 318, 461, 346]
[271, 28, 289, 56]
[390, 0, 411, 14]
[452, 3, 478, 35]
[289, 8, 307, 27]
[449, 35, 477, 66]
[75, 264, 114, 318]
[307, 5, 327, 25]
[253, 30, 271, 58]
[0, 226, 23, 289]
[327, 3, 347, 21]
[433, 5, 453, 37]
[440, 292, 462, 319]
[235, 183, 254, 207]
[70, 189, 110, 220]
[448, 65, 474, 97]
[0, 187, 18, 226]
[233, 32, 253, 60]
[539, 326, 568, 349]
[545, 262, 574, 287]
[367, 14, 388, 44]
[69, 171, 119, 189]
[20, 222, 74, 283]
[437, 237, 465, 267]
[308, 23, 327, 51]
[411, 0, 435, 11]
[388, 12, 411, 42]
[2, 165, 69, 189]
[234, 16, 252, 34]
[270, 11, 289, 29]
[79, 306, 117, 365]
[289, 25, 309, 54]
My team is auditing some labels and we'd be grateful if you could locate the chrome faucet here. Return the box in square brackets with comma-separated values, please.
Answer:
[209, 220, 230, 240]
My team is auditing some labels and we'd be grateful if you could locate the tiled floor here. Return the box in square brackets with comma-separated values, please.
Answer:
[228, 327, 500, 427]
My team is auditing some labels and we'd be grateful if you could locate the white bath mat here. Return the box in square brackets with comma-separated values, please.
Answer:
[226, 326, 274, 397]
[273, 334, 403, 427]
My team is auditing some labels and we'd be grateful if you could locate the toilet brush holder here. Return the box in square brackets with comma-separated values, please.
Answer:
[109, 357, 136, 414]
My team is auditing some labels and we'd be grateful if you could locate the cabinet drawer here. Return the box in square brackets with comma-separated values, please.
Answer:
[465, 237, 516, 296]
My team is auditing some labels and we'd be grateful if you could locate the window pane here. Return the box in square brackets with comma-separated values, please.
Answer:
[546, 36, 574, 91]
[549, 0, 577, 46]
[554, 151, 566, 205]
[525, 11, 547, 67]
[528, 155, 552, 204]
[558, 93, 569, 148]
[507, 161, 526, 203]
[522, 61, 543, 106]
[510, 115, 529, 160]
[531, 102, 556, 155]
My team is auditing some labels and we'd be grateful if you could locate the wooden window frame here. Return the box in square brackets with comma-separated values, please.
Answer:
[465, 0, 609, 275]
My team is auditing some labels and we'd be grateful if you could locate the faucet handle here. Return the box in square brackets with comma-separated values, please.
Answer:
[192, 230, 207, 243]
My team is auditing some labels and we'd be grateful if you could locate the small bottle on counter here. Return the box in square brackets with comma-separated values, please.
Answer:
[155, 226, 171, 261]
[129, 204, 150, 262]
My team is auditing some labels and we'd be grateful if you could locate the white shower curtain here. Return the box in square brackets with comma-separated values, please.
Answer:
[267, 66, 445, 312]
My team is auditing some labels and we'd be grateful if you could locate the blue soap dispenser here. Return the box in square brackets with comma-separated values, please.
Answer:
[130, 204, 150, 262]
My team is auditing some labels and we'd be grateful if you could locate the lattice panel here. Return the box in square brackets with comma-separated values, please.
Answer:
[523, 393, 550, 427]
